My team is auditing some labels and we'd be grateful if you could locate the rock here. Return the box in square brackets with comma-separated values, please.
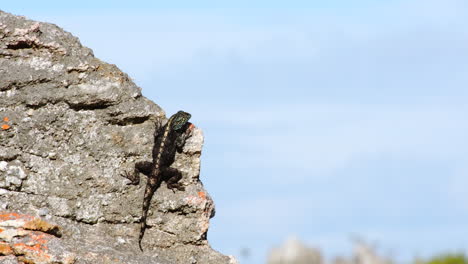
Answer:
[267, 237, 323, 264]
[0, 10, 235, 264]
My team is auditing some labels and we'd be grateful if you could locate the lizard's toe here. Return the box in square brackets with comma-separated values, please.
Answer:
[121, 171, 140, 185]
[167, 183, 185, 192]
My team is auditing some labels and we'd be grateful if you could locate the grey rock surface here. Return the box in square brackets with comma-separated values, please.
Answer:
[0, 10, 235, 264]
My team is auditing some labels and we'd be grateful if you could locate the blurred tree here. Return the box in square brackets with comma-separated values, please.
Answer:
[417, 253, 468, 264]
[266, 237, 322, 264]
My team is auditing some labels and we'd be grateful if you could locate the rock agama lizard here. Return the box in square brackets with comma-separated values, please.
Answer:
[123, 110, 192, 251]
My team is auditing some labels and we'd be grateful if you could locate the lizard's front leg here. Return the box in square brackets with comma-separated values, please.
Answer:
[175, 122, 194, 152]
[122, 161, 153, 185]
[162, 167, 185, 191]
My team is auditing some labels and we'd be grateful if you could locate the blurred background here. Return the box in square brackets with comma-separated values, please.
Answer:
[4, 1, 468, 263]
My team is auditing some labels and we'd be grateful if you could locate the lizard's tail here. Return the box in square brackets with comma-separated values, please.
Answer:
[138, 201, 150, 252]
[138, 174, 160, 252]
[138, 182, 154, 252]
[138, 221, 145, 251]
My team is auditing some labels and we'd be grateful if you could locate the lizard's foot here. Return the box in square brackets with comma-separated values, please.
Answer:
[167, 182, 185, 192]
[163, 167, 185, 192]
[121, 170, 140, 185]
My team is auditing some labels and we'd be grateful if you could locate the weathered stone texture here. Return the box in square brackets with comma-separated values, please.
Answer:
[0, 10, 235, 264]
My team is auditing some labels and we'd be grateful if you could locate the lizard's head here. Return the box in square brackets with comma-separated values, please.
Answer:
[171, 111, 191, 131]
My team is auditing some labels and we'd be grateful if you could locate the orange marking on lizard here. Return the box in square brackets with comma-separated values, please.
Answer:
[1, 124, 10, 130]
[3, 117, 9, 122]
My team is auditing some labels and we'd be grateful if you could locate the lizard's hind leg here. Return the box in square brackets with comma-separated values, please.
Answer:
[162, 167, 185, 191]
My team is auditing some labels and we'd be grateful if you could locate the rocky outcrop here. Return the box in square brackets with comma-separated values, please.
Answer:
[0, 10, 235, 264]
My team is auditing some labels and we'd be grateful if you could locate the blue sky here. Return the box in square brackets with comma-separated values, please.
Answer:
[4, 1, 468, 263]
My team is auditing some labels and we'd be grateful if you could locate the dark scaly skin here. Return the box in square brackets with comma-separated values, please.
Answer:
[124, 111, 192, 251]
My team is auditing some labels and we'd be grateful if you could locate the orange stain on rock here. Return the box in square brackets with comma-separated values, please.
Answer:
[0, 212, 58, 263]
[30, 232, 50, 248]
[198, 192, 206, 199]
[0, 241, 13, 255]
[24, 218, 61, 236]
[14, 242, 41, 252]
[13, 232, 53, 261]
[3, 117, 9, 122]
[1, 124, 10, 130]
[0, 212, 33, 222]
[0, 212, 21, 221]
[17, 256, 36, 264]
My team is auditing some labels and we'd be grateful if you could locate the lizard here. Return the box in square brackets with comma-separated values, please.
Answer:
[123, 110, 193, 251]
